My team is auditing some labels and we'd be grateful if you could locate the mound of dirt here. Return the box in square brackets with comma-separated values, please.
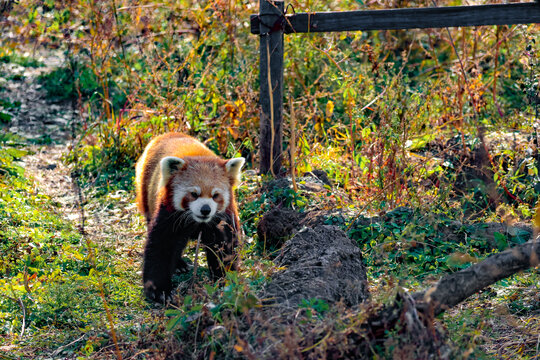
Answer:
[256, 207, 349, 251]
[261, 225, 369, 307]
[256, 207, 306, 249]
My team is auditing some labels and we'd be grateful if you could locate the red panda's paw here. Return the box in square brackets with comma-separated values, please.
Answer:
[144, 280, 171, 303]
[175, 258, 190, 273]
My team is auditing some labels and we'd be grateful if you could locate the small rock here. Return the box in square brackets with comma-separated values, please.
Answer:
[37, 163, 57, 170]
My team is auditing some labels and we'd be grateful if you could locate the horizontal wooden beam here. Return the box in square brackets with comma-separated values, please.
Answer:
[251, 2, 540, 34]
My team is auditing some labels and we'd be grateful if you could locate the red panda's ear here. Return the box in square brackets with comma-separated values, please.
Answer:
[225, 157, 245, 186]
[160, 156, 186, 186]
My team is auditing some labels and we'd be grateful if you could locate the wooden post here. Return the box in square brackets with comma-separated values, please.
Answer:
[259, 0, 284, 175]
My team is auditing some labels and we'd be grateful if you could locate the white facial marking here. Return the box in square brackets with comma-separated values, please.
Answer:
[222, 189, 230, 210]
[190, 198, 218, 223]
[172, 186, 201, 212]
[172, 185, 187, 211]
[211, 188, 230, 211]
[171, 184, 229, 222]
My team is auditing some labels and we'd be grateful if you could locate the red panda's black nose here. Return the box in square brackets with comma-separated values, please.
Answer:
[200, 204, 211, 216]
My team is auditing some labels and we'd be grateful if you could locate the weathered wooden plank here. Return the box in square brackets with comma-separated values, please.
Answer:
[251, 2, 540, 34]
[259, 0, 284, 175]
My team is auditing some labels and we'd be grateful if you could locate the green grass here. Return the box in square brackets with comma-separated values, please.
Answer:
[0, 96, 20, 125]
[37, 64, 126, 109]
[347, 208, 532, 282]
[0, 146, 145, 357]
[0, 53, 43, 68]
[443, 270, 540, 359]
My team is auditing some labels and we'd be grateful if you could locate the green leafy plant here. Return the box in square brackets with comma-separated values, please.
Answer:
[299, 298, 330, 321]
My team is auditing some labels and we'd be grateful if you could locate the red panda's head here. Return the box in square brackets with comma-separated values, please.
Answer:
[160, 156, 245, 223]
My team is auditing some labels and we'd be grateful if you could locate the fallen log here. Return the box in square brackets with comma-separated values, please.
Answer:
[362, 237, 540, 342]
[414, 238, 540, 315]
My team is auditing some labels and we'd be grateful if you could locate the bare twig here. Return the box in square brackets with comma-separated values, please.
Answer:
[266, 36, 276, 177]
[17, 297, 25, 337]
[191, 231, 202, 288]
[51, 334, 87, 357]
[289, 95, 298, 193]
[360, 87, 388, 112]
[536, 334, 540, 357]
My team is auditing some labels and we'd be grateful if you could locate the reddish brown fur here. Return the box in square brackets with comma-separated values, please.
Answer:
[136, 133, 213, 218]
[135, 133, 242, 301]
[136, 133, 240, 229]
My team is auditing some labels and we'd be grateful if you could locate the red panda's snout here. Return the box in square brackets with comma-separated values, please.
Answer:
[173, 184, 231, 223]
[190, 197, 217, 222]
[188, 190, 222, 223]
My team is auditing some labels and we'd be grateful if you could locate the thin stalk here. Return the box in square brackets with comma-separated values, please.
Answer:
[266, 36, 276, 177]
[289, 95, 298, 192]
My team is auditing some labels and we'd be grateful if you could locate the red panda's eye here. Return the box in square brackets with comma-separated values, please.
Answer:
[191, 192, 199, 198]
[212, 193, 220, 200]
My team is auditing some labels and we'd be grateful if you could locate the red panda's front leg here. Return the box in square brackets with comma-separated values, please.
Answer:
[201, 213, 239, 280]
[143, 209, 188, 302]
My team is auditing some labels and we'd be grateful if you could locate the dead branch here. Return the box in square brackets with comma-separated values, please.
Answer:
[414, 238, 540, 316]
[364, 238, 540, 341]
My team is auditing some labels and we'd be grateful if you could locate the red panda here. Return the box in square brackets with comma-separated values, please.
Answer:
[135, 133, 244, 301]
